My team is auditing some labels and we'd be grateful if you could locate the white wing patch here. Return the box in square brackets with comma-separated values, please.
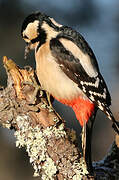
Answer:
[82, 86, 86, 93]
[59, 38, 98, 78]
[89, 88, 106, 99]
[80, 77, 100, 88]
[89, 95, 95, 101]
[97, 101, 104, 111]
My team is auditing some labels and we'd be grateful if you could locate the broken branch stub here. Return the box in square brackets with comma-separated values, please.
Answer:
[2, 56, 56, 127]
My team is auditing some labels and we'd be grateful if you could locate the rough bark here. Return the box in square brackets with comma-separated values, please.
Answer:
[0, 56, 119, 180]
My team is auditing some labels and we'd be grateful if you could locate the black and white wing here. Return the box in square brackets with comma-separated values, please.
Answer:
[50, 29, 113, 120]
[50, 31, 119, 134]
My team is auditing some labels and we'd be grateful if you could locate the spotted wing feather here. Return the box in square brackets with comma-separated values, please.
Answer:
[50, 37, 112, 117]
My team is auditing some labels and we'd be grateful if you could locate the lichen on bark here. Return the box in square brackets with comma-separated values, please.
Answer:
[0, 56, 119, 180]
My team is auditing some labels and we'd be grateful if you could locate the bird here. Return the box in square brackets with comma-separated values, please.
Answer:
[21, 11, 119, 174]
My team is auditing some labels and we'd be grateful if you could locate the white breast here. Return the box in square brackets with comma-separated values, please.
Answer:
[35, 42, 88, 101]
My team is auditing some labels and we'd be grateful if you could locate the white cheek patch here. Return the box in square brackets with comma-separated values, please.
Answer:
[24, 20, 39, 40]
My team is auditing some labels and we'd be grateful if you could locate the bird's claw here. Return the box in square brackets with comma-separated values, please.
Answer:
[21, 75, 44, 103]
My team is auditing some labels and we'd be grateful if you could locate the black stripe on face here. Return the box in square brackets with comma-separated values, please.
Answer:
[33, 28, 47, 52]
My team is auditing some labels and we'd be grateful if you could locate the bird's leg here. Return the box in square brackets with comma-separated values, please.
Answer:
[30, 76, 43, 98]
[21, 74, 44, 103]
[46, 92, 53, 108]
[22, 69, 63, 121]
[46, 92, 63, 121]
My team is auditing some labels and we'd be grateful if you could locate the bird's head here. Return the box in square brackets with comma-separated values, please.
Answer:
[21, 12, 62, 58]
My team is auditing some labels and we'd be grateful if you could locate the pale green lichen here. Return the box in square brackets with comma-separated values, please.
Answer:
[73, 174, 83, 180]
[14, 115, 89, 179]
[43, 124, 66, 139]
[53, 116, 59, 123]
[40, 103, 47, 109]
[40, 102, 54, 112]
[14, 114, 66, 178]
[72, 158, 89, 179]
[2, 122, 11, 129]
[42, 155, 57, 179]
[47, 106, 54, 112]
[68, 129, 77, 143]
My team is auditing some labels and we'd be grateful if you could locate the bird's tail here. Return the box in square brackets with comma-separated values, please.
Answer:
[81, 108, 97, 174]
[105, 107, 119, 134]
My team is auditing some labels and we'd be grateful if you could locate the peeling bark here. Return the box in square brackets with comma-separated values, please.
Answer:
[0, 56, 119, 180]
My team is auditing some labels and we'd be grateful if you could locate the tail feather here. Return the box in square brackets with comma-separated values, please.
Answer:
[105, 107, 119, 134]
[112, 119, 119, 134]
[81, 108, 97, 174]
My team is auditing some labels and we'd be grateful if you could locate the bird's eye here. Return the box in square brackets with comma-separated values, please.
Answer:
[23, 35, 29, 39]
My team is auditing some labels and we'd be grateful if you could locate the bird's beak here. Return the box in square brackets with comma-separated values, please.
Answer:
[24, 42, 31, 59]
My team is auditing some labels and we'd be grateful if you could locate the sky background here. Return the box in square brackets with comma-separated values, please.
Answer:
[0, 0, 119, 179]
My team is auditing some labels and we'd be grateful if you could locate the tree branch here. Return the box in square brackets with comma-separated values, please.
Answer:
[0, 56, 119, 180]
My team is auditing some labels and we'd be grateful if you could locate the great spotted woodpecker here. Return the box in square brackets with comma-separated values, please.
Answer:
[21, 12, 119, 173]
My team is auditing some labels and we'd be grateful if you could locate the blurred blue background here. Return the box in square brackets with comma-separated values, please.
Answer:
[0, 0, 119, 179]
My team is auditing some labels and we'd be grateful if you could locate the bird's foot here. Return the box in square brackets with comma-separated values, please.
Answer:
[21, 71, 63, 121]
[46, 92, 63, 122]
[21, 74, 44, 104]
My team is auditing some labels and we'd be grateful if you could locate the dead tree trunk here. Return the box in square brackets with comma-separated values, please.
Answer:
[0, 56, 119, 180]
